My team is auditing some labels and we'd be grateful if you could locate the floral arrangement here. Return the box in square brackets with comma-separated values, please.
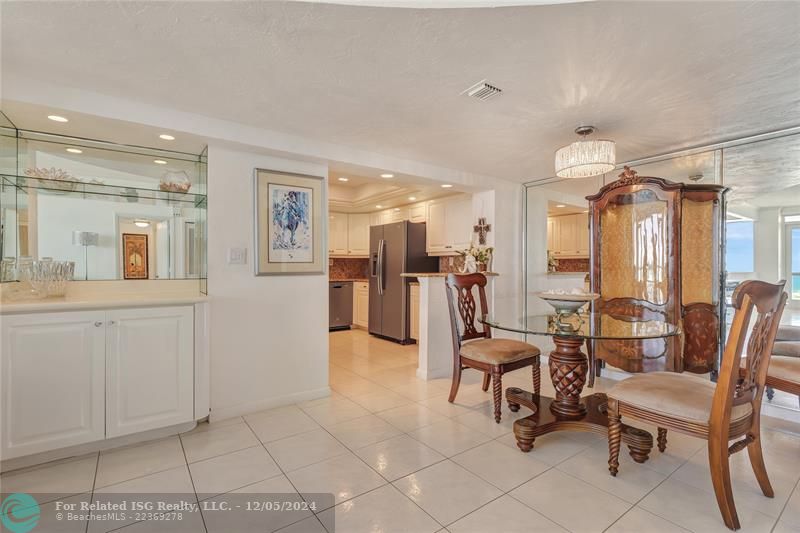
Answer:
[547, 250, 560, 272]
[458, 245, 494, 273]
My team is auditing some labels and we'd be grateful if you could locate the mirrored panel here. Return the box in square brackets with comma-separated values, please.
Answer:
[0, 127, 207, 281]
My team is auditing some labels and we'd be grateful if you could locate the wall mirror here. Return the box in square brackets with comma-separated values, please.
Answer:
[0, 124, 207, 282]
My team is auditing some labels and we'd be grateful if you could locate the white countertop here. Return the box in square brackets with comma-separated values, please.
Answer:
[401, 272, 499, 278]
[0, 293, 208, 314]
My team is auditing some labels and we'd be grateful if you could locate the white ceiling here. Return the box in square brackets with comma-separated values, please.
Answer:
[2, 1, 799, 183]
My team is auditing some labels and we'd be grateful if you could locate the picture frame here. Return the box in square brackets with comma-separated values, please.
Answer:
[254, 168, 325, 275]
[122, 233, 149, 279]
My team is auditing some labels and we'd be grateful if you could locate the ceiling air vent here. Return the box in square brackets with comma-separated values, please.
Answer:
[462, 80, 502, 101]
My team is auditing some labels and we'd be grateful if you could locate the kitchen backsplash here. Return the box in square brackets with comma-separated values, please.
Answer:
[552, 258, 590, 273]
[329, 257, 370, 280]
[438, 255, 465, 273]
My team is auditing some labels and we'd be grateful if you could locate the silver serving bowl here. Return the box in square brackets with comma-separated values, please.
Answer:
[536, 292, 600, 315]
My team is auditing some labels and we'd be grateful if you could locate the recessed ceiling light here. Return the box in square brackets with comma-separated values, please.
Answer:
[556, 204, 566, 208]
[338, 177, 349, 182]
[441, 184, 453, 188]
[380, 173, 394, 178]
[159, 134, 175, 141]
[375, 205, 383, 209]
[154, 159, 167, 165]
[65, 148, 83, 154]
[408, 196, 417, 201]
[134, 219, 150, 228]
[47, 115, 68, 123]
[394, 208, 400, 211]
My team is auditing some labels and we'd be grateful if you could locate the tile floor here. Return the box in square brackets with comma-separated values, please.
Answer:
[3, 328, 800, 532]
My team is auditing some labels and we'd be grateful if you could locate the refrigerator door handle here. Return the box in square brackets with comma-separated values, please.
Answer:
[377, 239, 385, 295]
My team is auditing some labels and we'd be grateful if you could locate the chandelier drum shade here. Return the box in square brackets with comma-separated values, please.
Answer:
[554, 126, 616, 179]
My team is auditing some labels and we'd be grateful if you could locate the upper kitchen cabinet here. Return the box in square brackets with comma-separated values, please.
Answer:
[426, 196, 472, 255]
[329, 212, 370, 257]
[347, 213, 369, 256]
[328, 212, 349, 256]
[548, 212, 589, 258]
[409, 204, 426, 223]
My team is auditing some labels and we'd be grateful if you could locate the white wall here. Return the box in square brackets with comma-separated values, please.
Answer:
[206, 144, 330, 420]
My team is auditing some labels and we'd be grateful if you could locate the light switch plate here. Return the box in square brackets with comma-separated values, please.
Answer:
[228, 247, 247, 265]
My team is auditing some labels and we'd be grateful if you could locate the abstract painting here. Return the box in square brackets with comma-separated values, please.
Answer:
[255, 169, 324, 275]
[122, 233, 148, 279]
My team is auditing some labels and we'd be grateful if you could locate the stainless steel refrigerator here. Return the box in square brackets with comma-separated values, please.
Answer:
[369, 221, 438, 344]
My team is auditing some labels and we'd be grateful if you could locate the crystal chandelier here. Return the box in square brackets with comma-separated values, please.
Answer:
[554, 126, 616, 179]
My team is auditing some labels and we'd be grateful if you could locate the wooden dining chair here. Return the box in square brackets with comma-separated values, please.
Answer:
[445, 273, 541, 423]
[606, 280, 787, 531]
[765, 325, 800, 406]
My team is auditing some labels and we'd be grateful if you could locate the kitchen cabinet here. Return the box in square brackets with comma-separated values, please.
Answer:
[328, 212, 349, 256]
[347, 214, 370, 256]
[426, 196, 473, 255]
[409, 204, 427, 223]
[353, 282, 369, 328]
[370, 211, 390, 227]
[548, 213, 589, 258]
[1, 305, 196, 459]
[1, 311, 106, 459]
[106, 306, 194, 438]
[409, 283, 420, 340]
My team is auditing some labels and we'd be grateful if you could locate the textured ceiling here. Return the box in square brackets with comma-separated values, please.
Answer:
[2, 1, 799, 182]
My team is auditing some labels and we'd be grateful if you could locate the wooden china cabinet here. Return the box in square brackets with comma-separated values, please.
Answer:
[586, 166, 728, 375]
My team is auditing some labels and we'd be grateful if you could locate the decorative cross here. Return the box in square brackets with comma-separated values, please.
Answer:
[473, 217, 492, 245]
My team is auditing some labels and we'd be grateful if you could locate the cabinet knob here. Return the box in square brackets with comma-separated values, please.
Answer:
[94, 321, 103, 327]
[108, 320, 116, 326]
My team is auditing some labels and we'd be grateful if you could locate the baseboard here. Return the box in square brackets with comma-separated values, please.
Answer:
[416, 366, 450, 381]
[209, 386, 332, 422]
[1, 420, 198, 473]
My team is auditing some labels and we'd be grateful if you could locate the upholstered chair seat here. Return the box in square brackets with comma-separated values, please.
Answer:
[768, 356, 800, 382]
[460, 339, 541, 365]
[609, 372, 752, 426]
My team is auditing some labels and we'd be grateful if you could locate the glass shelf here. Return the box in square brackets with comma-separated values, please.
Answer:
[2, 175, 207, 207]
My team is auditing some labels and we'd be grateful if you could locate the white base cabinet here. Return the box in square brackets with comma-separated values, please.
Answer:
[106, 306, 194, 438]
[1, 305, 196, 460]
[353, 282, 369, 328]
[2, 311, 106, 459]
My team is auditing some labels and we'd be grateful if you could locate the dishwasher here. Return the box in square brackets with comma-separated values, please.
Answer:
[329, 281, 353, 330]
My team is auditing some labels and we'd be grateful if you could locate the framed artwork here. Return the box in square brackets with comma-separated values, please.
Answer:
[122, 233, 149, 279]
[254, 169, 324, 275]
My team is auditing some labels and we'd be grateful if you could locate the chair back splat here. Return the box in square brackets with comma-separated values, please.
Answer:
[445, 273, 491, 352]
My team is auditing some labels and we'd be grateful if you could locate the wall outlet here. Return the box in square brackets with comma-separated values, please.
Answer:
[228, 247, 247, 265]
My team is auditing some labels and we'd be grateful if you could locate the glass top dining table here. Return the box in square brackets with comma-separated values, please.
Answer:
[478, 311, 680, 459]
[479, 311, 680, 341]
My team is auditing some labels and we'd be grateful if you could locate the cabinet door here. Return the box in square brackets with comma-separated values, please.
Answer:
[446, 197, 473, 252]
[2, 311, 105, 459]
[577, 213, 590, 255]
[356, 284, 369, 327]
[106, 306, 194, 438]
[426, 202, 448, 253]
[409, 284, 420, 340]
[409, 204, 427, 223]
[347, 214, 370, 256]
[328, 213, 349, 256]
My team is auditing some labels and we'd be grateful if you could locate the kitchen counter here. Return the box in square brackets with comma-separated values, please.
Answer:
[401, 272, 499, 278]
[547, 271, 589, 276]
[329, 278, 368, 283]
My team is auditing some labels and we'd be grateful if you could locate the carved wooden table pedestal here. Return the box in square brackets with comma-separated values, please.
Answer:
[506, 336, 654, 462]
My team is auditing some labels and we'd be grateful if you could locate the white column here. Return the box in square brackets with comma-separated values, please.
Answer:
[416, 276, 494, 380]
